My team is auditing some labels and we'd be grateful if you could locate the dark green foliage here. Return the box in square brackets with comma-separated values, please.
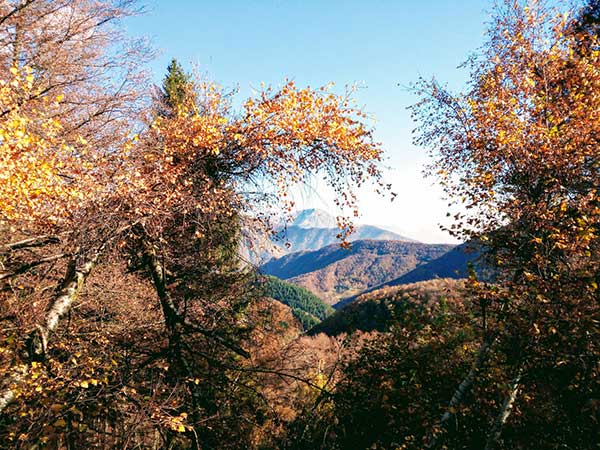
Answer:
[262, 276, 333, 330]
[162, 58, 191, 110]
[288, 308, 319, 331]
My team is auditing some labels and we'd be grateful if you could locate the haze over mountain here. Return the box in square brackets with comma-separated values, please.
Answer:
[260, 239, 454, 306]
[291, 208, 338, 229]
[276, 209, 417, 254]
[241, 208, 418, 264]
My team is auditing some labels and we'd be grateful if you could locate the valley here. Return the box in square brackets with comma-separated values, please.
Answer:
[259, 209, 470, 308]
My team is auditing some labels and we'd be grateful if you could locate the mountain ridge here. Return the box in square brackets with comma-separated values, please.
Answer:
[260, 239, 455, 305]
[241, 208, 419, 264]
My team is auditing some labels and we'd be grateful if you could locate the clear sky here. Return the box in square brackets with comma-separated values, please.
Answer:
[125, 0, 494, 243]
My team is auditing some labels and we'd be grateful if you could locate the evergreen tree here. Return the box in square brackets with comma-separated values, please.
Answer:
[162, 58, 191, 111]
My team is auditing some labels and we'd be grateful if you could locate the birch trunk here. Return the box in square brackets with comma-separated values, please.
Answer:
[484, 368, 523, 450]
[427, 335, 496, 448]
[0, 252, 98, 413]
[439, 336, 495, 426]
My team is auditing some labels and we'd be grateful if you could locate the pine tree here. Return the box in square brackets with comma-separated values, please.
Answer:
[162, 58, 191, 111]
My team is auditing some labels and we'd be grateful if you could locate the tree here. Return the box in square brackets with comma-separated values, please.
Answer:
[161, 58, 192, 112]
[115, 74, 392, 447]
[0, 0, 149, 382]
[0, 0, 149, 151]
[0, 26, 391, 447]
[412, 1, 599, 447]
[0, 1, 149, 434]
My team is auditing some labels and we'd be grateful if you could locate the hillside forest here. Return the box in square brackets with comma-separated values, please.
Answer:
[0, 1, 599, 449]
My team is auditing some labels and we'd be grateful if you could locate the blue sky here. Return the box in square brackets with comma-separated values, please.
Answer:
[125, 0, 493, 243]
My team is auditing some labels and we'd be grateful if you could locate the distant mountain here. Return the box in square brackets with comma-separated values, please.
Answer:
[274, 208, 417, 254]
[240, 208, 418, 264]
[262, 276, 334, 330]
[310, 278, 465, 336]
[334, 242, 483, 309]
[260, 240, 454, 306]
[292, 208, 337, 228]
[278, 224, 417, 254]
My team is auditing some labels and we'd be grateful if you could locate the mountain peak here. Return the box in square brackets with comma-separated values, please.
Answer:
[292, 208, 337, 229]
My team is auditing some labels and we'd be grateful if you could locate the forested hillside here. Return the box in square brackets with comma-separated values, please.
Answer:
[333, 241, 489, 308]
[262, 276, 334, 330]
[310, 278, 464, 336]
[261, 239, 453, 305]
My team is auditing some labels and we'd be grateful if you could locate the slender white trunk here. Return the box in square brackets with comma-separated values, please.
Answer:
[0, 253, 97, 413]
[0, 366, 26, 412]
[30, 254, 98, 358]
[484, 368, 523, 450]
[439, 337, 495, 426]
[427, 335, 496, 448]
[0, 222, 134, 414]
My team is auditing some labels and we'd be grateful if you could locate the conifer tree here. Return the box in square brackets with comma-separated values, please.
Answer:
[162, 58, 191, 111]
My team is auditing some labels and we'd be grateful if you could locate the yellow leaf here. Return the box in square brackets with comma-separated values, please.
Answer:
[80, 380, 89, 388]
[54, 419, 66, 428]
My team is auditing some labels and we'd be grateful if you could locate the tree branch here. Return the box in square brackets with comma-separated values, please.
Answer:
[138, 230, 250, 359]
[0, 234, 63, 253]
[0, 0, 37, 28]
[0, 253, 68, 281]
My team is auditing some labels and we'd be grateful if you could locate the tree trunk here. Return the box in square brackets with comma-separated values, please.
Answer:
[27, 253, 99, 359]
[0, 252, 98, 413]
[139, 234, 249, 359]
[427, 335, 496, 448]
[484, 368, 523, 450]
[439, 336, 495, 426]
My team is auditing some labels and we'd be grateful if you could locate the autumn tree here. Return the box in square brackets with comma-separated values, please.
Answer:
[0, 0, 150, 425]
[105, 69, 391, 446]
[0, 0, 148, 151]
[412, 1, 600, 448]
[0, 12, 390, 445]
